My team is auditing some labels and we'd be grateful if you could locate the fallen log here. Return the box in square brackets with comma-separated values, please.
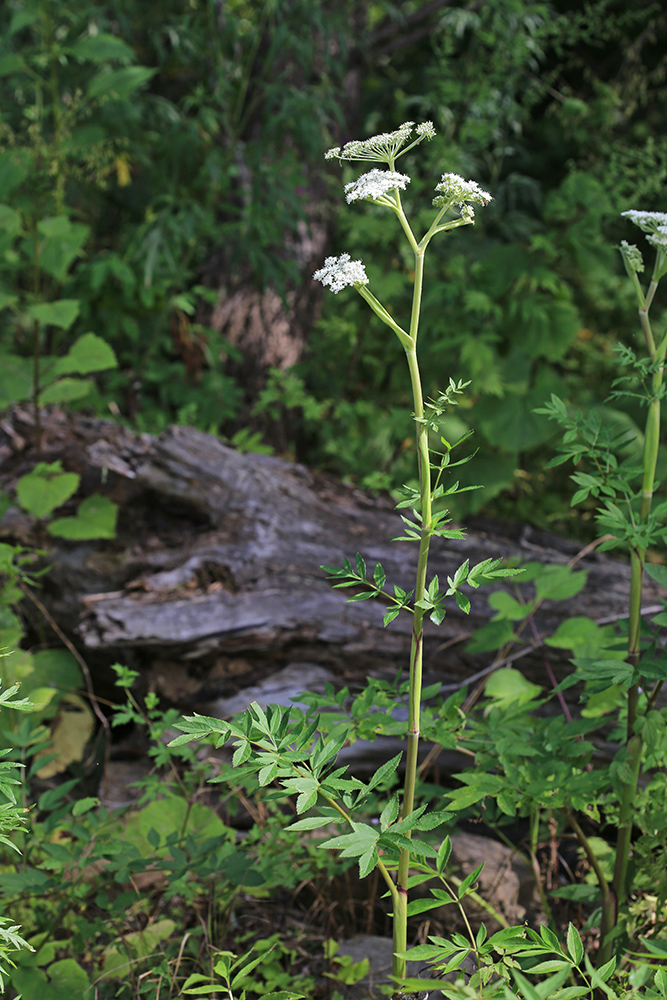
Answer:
[0, 407, 662, 710]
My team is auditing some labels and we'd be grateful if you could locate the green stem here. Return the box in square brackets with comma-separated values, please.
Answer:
[565, 809, 614, 960]
[393, 252, 432, 994]
[603, 294, 665, 964]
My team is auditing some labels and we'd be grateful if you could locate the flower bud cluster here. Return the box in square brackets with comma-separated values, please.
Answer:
[619, 241, 645, 273]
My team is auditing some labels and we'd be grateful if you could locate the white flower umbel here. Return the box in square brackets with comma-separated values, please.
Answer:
[647, 225, 667, 252]
[433, 173, 492, 209]
[621, 209, 667, 233]
[325, 121, 436, 165]
[313, 253, 369, 294]
[344, 169, 411, 205]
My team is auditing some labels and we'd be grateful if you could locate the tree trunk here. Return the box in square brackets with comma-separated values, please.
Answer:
[1, 408, 661, 714]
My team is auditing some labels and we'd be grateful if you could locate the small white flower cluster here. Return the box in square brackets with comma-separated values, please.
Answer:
[647, 225, 667, 251]
[313, 253, 368, 294]
[621, 209, 667, 232]
[619, 241, 645, 273]
[344, 169, 411, 204]
[325, 121, 436, 164]
[433, 173, 492, 209]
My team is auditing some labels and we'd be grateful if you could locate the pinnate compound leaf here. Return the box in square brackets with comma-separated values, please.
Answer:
[384, 607, 401, 626]
[380, 793, 400, 831]
[367, 751, 402, 792]
[232, 740, 251, 766]
[407, 897, 446, 916]
[286, 815, 338, 832]
[415, 809, 453, 831]
[319, 822, 379, 858]
[454, 592, 470, 615]
[258, 761, 278, 786]
[457, 862, 484, 899]
[437, 835, 452, 874]
[296, 786, 318, 813]
[169, 714, 231, 745]
[359, 846, 378, 878]
[566, 923, 584, 966]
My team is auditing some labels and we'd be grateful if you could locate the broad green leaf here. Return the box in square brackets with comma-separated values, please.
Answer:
[488, 591, 530, 621]
[39, 378, 93, 405]
[72, 796, 100, 816]
[466, 618, 515, 653]
[53, 332, 118, 376]
[533, 564, 587, 602]
[484, 668, 542, 711]
[102, 919, 176, 979]
[545, 616, 600, 651]
[16, 463, 79, 519]
[0, 54, 26, 76]
[71, 33, 135, 64]
[35, 694, 94, 778]
[28, 299, 80, 330]
[644, 563, 667, 589]
[34, 217, 89, 281]
[0, 204, 21, 236]
[49, 494, 118, 540]
[0, 353, 35, 406]
[87, 65, 157, 100]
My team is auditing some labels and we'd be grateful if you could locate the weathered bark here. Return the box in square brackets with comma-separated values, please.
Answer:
[0, 408, 662, 712]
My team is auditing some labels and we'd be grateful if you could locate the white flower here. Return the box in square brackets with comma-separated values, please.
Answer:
[433, 173, 492, 208]
[646, 225, 667, 251]
[344, 169, 410, 204]
[325, 121, 436, 164]
[313, 253, 369, 294]
[621, 209, 667, 232]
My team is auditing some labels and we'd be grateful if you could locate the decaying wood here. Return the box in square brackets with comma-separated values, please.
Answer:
[0, 407, 662, 709]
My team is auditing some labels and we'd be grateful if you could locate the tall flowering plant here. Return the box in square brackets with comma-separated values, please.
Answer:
[172, 123, 522, 997]
[314, 122, 521, 989]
